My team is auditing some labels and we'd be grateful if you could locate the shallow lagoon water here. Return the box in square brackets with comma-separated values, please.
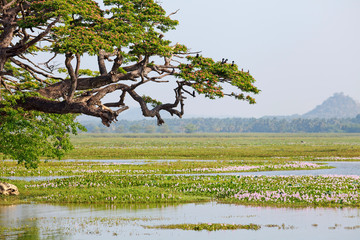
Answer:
[2, 161, 360, 239]
[227, 161, 360, 176]
[4, 161, 360, 181]
[1, 202, 360, 240]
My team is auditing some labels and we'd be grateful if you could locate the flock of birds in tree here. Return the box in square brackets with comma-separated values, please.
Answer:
[220, 57, 249, 73]
[185, 54, 249, 73]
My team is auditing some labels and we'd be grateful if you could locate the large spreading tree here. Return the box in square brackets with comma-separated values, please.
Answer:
[0, 0, 260, 168]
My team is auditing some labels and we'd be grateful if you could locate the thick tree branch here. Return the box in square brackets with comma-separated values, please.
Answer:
[0, 4, 21, 48]
[126, 84, 184, 125]
[37, 66, 146, 99]
[104, 90, 127, 108]
[10, 96, 121, 126]
[97, 50, 111, 75]
[64, 53, 78, 101]
[87, 83, 128, 106]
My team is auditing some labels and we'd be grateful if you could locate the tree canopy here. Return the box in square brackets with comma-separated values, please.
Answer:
[0, 0, 259, 167]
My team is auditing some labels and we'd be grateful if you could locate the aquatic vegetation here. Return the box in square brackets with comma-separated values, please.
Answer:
[0, 160, 329, 177]
[192, 161, 325, 173]
[1, 173, 358, 207]
[229, 175, 360, 206]
[144, 223, 261, 231]
[0, 225, 39, 239]
[344, 225, 360, 230]
[264, 224, 295, 230]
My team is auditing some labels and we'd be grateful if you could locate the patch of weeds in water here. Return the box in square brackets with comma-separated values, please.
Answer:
[0, 225, 40, 239]
[144, 223, 261, 231]
[4, 170, 360, 208]
[264, 224, 296, 230]
[344, 225, 360, 230]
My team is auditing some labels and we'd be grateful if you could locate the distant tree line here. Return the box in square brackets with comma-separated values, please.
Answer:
[81, 115, 360, 134]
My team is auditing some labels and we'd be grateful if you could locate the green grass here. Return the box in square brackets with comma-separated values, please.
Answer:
[65, 133, 360, 160]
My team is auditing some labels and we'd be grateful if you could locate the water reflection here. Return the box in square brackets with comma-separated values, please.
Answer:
[1, 202, 360, 240]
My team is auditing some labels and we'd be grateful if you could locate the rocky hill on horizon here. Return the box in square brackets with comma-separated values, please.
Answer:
[302, 93, 360, 119]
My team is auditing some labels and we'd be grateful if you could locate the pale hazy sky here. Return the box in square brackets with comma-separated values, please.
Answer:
[96, 0, 360, 119]
[146, 0, 360, 118]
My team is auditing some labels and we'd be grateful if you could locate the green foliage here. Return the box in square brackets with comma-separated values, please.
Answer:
[177, 56, 259, 103]
[0, 95, 85, 169]
[1, 60, 85, 168]
[4, 62, 46, 90]
[14, 0, 258, 101]
[57, 68, 100, 77]
[19, 0, 179, 58]
[142, 95, 162, 107]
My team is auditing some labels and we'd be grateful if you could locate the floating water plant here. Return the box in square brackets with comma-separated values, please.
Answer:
[144, 223, 261, 231]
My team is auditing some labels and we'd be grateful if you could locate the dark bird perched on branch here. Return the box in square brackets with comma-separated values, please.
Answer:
[221, 58, 228, 64]
[196, 53, 199, 58]
[231, 61, 234, 66]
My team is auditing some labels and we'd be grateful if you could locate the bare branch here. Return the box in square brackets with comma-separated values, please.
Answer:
[0, 77, 13, 94]
[104, 91, 127, 108]
[88, 83, 128, 106]
[38, 53, 58, 73]
[115, 105, 129, 114]
[126, 83, 184, 125]
[145, 72, 171, 83]
[10, 57, 62, 82]
[167, 9, 180, 18]
[1, 0, 17, 11]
